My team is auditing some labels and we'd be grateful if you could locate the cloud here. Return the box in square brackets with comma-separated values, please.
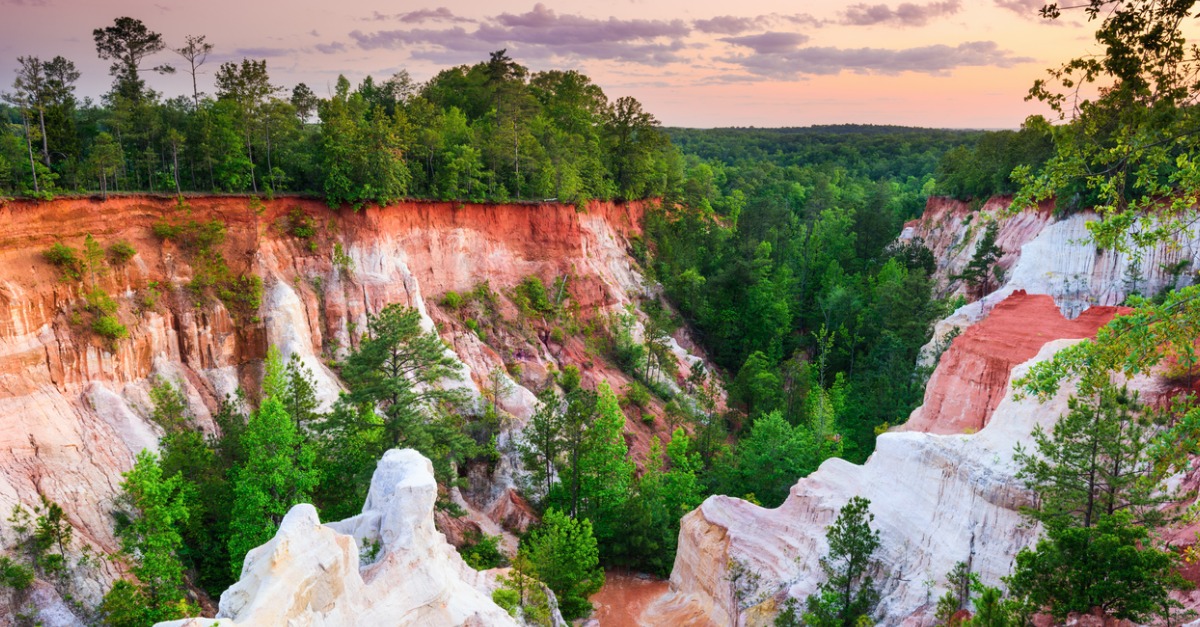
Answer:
[693, 13, 823, 35]
[479, 3, 689, 44]
[353, 4, 690, 64]
[365, 7, 475, 24]
[993, 0, 1047, 17]
[313, 42, 347, 54]
[841, 0, 962, 26]
[233, 47, 293, 58]
[722, 40, 1032, 79]
[721, 32, 810, 54]
[350, 27, 472, 50]
[693, 15, 763, 35]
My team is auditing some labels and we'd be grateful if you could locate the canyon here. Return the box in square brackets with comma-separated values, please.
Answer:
[0, 194, 707, 624]
[2, 194, 1197, 626]
[644, 197, 1200, 626]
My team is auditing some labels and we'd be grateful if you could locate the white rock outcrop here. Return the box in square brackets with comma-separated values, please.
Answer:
[157, 449, 519, 627]
[646, 340, 1086, 626]
[902, 197, 1200, 362]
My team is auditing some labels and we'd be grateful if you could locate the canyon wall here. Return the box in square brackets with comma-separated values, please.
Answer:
[650, 196, 1195, 626]
[0, 195, 709, 620]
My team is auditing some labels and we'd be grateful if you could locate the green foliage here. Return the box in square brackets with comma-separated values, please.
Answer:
[804, 496, 881, 627]
[935, 125, 1054, 200]
[285, 206, 317, 239]
[1007, 511, 1187, 622]
[0, 556, 33, 591]
[620, 380, 650, 410]
[522, 508, 604, 620]
[574, 382, 634, 561]
[91, 314, 128, 341]
[106, 240, 137, 265]
[227, 348, 319, 577]
[440, 290, 463, 309]
[102, 450, 196, 626]
[513, 275, 555, 318]
[1015, 383, 1163, 531]
[43, 241, 82, 281]
[460, 531, 507, 570]
[617, 430, 704, 575]
[148, 376, 190, 432]
[315, 303, 469, 519]
[492, 587, 521, 616]
[1006, 380, 1187, 621]
[951, 222, 1003, 298]
[84, 286, 118, 315]
[712, 410, 835, 508]
[933, 562, 978, 626]
[332, 242, 354, 275]
[494, 552, 554, 626]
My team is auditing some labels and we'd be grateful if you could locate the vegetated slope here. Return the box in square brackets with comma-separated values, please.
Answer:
[156, 449, 522, 627]
[645, 194, 1200, 625]
[0, 194, 711, 619]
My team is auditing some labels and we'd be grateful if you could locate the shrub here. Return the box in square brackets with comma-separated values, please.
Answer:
[332, 242, 354, 275]
[441, 291, 463, 309]
[492, 588, 520, 616]
[622, 381, 651, 409]
[139, 283, 161, 311]
[151, 221, 182, 240]
[460, 532, 507, 570]
[514, 276, 554, 317]
[108, 240, 137, 265]
[154, 219, 225, 253]
[285, 207, 317, 240]
[216, 274, 263, 321]
[0, 556, 33, 591]
[93, 314, 128, 341]
[43, 242, 83, 281]
[84, 287, 119, 315]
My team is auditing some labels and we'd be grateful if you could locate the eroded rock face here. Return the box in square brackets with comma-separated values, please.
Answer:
[646, 340, 1083, 626]
[902, 196, 1200, 356]
[901, 291, 1123, 434]
[0, 196, 714, 619]
[155, 449, 517, 627]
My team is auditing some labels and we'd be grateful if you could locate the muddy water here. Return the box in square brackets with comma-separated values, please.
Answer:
[590, 570, 670, 626]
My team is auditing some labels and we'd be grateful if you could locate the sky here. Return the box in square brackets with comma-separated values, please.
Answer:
[0, 0, 1112, 128]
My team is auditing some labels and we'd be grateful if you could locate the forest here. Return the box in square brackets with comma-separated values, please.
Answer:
[5, 0, 1200, 624]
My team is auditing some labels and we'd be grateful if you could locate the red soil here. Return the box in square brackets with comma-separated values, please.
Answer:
[902, 290, 1127, 434]
[590, 570, 671, 627]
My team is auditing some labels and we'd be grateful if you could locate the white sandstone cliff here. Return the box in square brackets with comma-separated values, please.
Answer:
[646, 340, 1086, 626]
[901, 196, 1200, 361]
[156, 449, 520, 627]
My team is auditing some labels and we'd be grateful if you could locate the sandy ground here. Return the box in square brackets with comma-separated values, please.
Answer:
[590, 570, 671, 627]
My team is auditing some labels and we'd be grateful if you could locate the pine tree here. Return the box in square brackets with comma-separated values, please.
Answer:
[519, 386, 565, 500]
[576, 381, 634, 560]
[1007, 382, 1185, 621]
[227, 349, 319, 577]
[522, 508, 604, 620]
[100, 451, 195, 627]
[952, 222, 1003, 298]
[804, 496, 881, 627]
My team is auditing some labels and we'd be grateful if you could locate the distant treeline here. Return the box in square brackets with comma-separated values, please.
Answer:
[0, 17, 674, 207]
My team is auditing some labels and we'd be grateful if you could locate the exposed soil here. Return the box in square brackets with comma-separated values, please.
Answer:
[590, 570, 671, 627]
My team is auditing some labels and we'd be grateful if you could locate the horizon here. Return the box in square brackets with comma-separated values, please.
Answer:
[0, 0, 1119, 129]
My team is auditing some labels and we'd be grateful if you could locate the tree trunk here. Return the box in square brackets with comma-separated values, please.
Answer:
[172, 142, 181, 195]
[37, 107, 49, 167]
[22, 115, 39, 193]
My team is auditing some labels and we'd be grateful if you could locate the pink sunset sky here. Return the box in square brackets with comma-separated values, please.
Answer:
[0, 0, 1115, 128]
